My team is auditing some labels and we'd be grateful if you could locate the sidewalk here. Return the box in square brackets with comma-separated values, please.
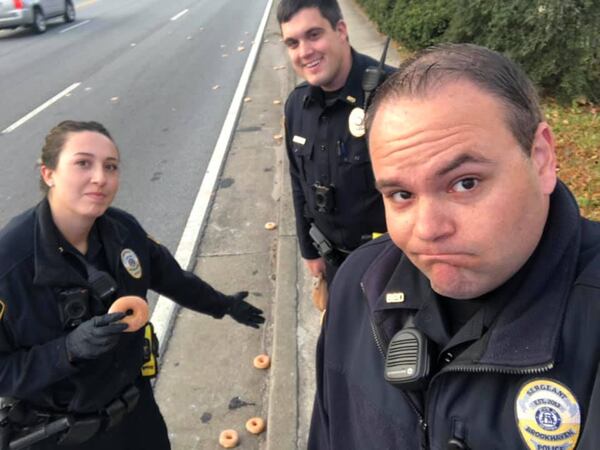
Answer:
[153, 1, 400, 449]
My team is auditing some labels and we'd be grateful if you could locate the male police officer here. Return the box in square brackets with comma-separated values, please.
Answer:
[278, 0, 391, 284]
[309, 43, 600, 449]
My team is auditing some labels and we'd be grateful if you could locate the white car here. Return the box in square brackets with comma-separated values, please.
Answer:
[0, 0, 75, 33]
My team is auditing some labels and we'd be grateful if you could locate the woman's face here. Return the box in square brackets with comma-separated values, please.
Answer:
[42, 131, 120, 221]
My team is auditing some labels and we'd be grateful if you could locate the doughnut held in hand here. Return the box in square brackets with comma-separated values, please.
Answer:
[253, 354, 270, 370]
[108, 296, 149, 332]
[219, 429, 239, 448]
[245, 417, 266, 435]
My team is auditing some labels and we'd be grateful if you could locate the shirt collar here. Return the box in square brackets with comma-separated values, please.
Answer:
[33, 199, 129, 287]
[362, 181, 582, 368]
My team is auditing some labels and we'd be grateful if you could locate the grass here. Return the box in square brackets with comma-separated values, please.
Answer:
[544, 100, 600, 221]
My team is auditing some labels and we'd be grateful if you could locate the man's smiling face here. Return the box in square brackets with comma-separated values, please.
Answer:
[281, 7, 351, 91]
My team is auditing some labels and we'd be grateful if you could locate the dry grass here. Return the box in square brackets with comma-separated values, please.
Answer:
[545, 100, 600, 221]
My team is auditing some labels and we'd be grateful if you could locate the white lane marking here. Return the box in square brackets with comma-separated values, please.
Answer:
[151, 0, 274, 356]
[170, 9, 189, 21]
[60, 19, 91, 33]
[1, 82, 81, 134]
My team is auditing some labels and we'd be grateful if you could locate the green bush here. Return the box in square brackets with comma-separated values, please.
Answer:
[386, 0, 452, 50]
[354, 0, 395, 26]
[357, 0, 600, 103]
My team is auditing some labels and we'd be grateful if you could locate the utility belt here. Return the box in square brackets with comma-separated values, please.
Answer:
[0, 321, 158, 450]
[0, 384, 141, 449]
[309, 223, 382, 267]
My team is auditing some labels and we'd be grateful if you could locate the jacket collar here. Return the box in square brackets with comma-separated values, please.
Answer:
[33, 198, 130, 287]
[362, 181, 582, 368]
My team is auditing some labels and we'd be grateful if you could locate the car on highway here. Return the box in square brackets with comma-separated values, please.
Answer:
[0, 0, 75, 33]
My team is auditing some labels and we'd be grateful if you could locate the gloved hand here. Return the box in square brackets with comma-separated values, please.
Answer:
[65, 312, 128, 362]
[226, 291, 265, 329]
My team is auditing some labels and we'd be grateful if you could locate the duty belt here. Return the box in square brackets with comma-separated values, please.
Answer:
[0, 384, 140, 449]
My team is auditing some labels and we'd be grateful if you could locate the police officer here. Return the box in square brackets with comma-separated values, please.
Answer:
[309, 44, 600, 449]
[0, 120, 264, 450]
[278, 0, 392, 284]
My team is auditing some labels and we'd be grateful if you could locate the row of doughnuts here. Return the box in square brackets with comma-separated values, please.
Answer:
[219, 417, 266, 448]
[219, 353, 271, 448]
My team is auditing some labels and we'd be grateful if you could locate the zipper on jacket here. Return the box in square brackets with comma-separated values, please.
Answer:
[361, 283, 556, 448]
[423, 357, 554, 449]
[361, 282, 429, 448]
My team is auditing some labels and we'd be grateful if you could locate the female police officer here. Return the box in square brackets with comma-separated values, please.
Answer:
[0, 120, 264, 449]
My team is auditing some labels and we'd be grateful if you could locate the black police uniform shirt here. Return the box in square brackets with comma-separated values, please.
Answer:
[0, 198, 233, 414]
[284, 49, 392, 260]
[309, 181, 600, 450]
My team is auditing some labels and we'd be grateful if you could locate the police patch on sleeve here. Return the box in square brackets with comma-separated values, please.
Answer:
[121, 249, 142, 279]
[515, 378, 581, 450]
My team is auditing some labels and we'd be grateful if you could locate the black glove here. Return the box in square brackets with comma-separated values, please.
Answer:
[226, 291, 265, 329]
[65, 312, 128, 362]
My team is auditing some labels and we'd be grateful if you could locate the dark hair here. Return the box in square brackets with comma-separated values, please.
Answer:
[367, 43, 543, 155]
[277, 0, 343, 28]
[40, 120, 116, 193]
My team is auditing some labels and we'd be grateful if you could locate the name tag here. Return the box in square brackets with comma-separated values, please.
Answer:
[386, 292, 405, 303]
[293, 135, 306, 145]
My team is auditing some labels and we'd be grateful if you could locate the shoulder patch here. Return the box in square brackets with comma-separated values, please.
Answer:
[121, 249, 142, 279]
[515, 378, 581, 450]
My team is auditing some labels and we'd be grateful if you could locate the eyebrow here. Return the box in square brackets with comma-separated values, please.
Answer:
[72, 152, 119, 161]
[435, 153, 493, 177]
[375, 153, 493, 191]
[283, 27, 324, 44]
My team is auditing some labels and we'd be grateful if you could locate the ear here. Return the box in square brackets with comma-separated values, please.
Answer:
[530, 122, 557, 195]
[40, 165, 55, 188]
[335, 19, 348, 41]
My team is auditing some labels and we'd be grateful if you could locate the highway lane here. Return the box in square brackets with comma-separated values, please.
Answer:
[0, 0, 269, 265]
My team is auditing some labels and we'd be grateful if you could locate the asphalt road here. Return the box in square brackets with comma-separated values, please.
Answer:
[0, 0, 268, 270]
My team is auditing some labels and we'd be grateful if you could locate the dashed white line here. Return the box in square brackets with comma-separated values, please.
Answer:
[170, 9, 189, 21]
[60, 19, 91, 33]
[1, 82, 81, 134]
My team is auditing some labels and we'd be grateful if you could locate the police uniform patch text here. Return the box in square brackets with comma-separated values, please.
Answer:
[515, 378, 581, 450]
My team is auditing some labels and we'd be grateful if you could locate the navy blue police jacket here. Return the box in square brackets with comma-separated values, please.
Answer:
[309, 181, 600, 449]
[284, 50, 391, 259]
[0, 199, 233, 414]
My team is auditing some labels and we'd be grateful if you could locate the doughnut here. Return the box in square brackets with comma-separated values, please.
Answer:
[253, 354, 270, 370]
[218, 429, 239, 448]
[108, 296, 149, 332]
[245, 417, 266, 435]
[264, 222, 277, 230]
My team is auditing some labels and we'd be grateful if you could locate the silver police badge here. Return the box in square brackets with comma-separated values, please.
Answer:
[515, 378, 581, 450]
[121, 248, 142, 279]
[348, 107, 366, 138]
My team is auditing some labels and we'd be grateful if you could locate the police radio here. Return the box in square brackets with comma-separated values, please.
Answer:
[349, 37, 392, 138]
[362, 36, 391, 111]
[384, 316, 434, 390]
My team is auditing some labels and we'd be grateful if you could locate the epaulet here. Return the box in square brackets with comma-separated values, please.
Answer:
[147, 234, 161, 245]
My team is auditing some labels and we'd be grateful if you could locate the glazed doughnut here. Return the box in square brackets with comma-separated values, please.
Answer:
[108, 296, 149, 332]
[218, 429, 239, 448]
[253, 354, 270, 370]
[245, 417, 266, 435]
